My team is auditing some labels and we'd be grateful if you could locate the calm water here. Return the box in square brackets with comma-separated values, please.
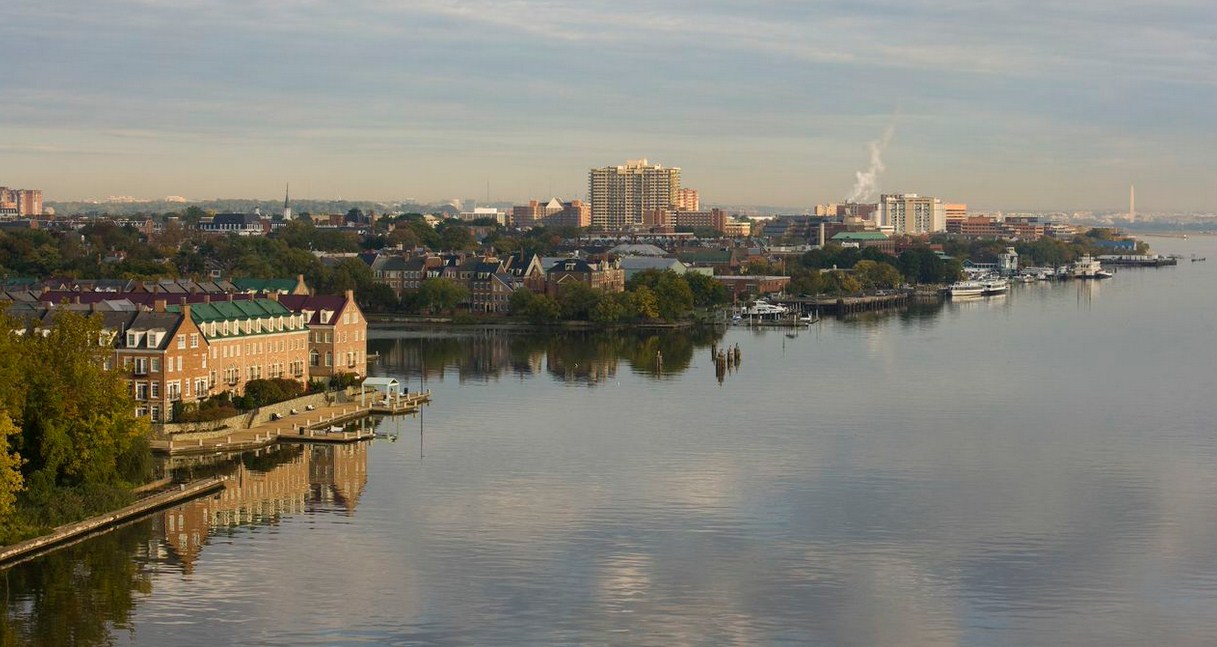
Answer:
[4, 236, 1217, 646]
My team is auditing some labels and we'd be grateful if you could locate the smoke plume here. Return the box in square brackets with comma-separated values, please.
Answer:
[846, 125, 895, 203]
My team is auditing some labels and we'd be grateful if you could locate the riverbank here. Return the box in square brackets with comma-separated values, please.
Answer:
[0, 477, 226, 569]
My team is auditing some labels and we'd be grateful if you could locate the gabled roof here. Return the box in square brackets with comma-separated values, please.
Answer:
[170, 298, 292, 324]
[277, 294, 351, 326]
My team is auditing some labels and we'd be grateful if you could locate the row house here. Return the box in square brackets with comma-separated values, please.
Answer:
[114, 301, 210, 423]
[279, 290, 367, 379]
[170, 298, 311, 400]
[470, 265, 520, 314]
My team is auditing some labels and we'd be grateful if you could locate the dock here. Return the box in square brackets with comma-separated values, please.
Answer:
[779, 292, 911, 316]
[151, 391, 431, 455]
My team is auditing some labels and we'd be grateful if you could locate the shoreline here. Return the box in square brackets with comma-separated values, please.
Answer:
[0, 477, 226, 570]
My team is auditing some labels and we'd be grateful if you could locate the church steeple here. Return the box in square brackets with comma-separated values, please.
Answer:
[283, 183, 292, 220]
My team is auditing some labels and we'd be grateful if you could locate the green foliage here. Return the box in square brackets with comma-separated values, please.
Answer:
[822, 270, 862, 295]
[683, 272, 731, 307]
[417, 278, 470, 314]
[523, 294, 561, 324]
[558, 282, 602, 320]
[0, 412, 25, 523]
[329, 372, 362, 390]
[19, 309, 151, 489]
[631, 286, 661, 320]
[237, 378, 305, 409]
[854, 260, 904, 289]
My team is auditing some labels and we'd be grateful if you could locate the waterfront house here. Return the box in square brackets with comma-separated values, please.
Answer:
[278, 290, 367, 379]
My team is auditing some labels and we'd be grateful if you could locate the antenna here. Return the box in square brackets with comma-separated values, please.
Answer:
[1129, 184, 1135, 223]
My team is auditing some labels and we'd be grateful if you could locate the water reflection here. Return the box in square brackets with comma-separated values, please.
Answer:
[370, 327, 726, 385]
[0, 442, 368, 646]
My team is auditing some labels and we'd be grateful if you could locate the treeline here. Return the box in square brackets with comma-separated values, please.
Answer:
[0, 308, 152, 544]
[507, 270, 730, 324]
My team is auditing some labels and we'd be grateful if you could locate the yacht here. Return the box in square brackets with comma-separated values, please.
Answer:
[1070, 255, 1107, 279]
[740, 300, 788, 316]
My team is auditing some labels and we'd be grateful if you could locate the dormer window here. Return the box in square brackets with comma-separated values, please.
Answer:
[126, 332, 138, 347]
[320, 310, 333, 324]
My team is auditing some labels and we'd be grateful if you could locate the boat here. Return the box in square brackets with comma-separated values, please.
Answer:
[981, 278, 1009, 295]
[947, 280, 986, 297]
[1070, 255, 1107, 279]
[740, 300, 789, 317]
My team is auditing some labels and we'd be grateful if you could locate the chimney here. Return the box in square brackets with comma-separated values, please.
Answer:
[226, 293, 233, 302]
[182, 304, 192, 322]
[268, 291, 279, 302]
[345, 289, 354, 303]
[204, 294, 211, 304]
[180, 296, 187, 305]
[153, 299, 166, 313]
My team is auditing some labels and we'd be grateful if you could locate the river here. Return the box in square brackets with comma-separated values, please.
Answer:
[2, 235, 1216, 646]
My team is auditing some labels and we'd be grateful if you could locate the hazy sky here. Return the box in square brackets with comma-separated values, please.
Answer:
[3, 0, 1215, 211]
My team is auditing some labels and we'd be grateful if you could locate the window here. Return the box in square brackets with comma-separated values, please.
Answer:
[167, 381, 181, 400]
[310, 349, 319, 367]
[195, 378, 208, 395]
[135, 383, 148, 400]
[150, 406, 160, 423]
[150, 382, 160, 399]
[177, 335, 186, 349]
[177, 356, 183, 372]
[126, 332, 138, 347]
[325, 352, 332, 367]
[190, 333, 199, 348]
[151, 358, 161, 373]
[134, 358, 148, 375]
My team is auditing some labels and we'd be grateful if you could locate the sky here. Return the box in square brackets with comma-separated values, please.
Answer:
[3, 0, 1215, 212]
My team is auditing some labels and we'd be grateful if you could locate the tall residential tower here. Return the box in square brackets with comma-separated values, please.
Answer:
[588, 159, 680, 230]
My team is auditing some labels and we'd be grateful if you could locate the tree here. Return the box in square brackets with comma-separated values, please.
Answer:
[557, 282, 602, 320]
[854, 260, 903, 289]
[509, 288, 537, 314]
[417, 278, 469, 315]
[522, 294, 561, 324]
[684, 272, 730, 307]
[631, 286, 661, 320]
[0, 412, 24, 521]
[822, 270, 862, 295]
[654, 271, 694, 320]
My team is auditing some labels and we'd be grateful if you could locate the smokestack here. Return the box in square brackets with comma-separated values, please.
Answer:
[1129, 184, 1136, 223]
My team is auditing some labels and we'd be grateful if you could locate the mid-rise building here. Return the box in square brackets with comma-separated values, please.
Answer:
[588, 159, 680, 230]
[879, 194, 945, 234]
[174, 298, 311, 396]
[675, 188, 699, 212]
[0, 187, 43, 217]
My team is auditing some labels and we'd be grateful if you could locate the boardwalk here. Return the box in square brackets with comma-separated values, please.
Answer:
[151, 391, 431, 455]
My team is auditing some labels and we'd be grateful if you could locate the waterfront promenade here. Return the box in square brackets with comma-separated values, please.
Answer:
[150, 391, 430, 455]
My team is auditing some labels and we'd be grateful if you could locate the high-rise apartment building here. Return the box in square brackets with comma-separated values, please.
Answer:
[879, 194, 945, 234]
[0, 187, 43, 216]
[675, 188, 699, 212]
[588, 159, 680, 230]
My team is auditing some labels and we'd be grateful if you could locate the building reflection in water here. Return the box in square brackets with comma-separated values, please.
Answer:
[158, 442, 368, 574]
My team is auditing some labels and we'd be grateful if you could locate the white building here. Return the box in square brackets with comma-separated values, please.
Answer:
[879, 194, 945, 234]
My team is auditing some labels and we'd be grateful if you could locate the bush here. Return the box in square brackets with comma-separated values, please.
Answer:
[328, 372, 362, 390]
[241, 378, 306, 409]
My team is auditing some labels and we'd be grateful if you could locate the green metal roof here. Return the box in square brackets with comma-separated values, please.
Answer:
[168, 298, 291, 323]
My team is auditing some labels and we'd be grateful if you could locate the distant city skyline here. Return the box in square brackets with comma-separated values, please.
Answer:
[3, 1, 1215, 212]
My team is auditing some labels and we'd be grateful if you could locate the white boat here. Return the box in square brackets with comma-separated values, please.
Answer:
[739, 300, 789, 317]
[1069, 255, 1106, 279]
[981, 278, 1009, 295]
[948, 280, 986, 297]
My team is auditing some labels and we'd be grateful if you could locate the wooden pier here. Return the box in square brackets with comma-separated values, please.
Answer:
[153, 390, 431, 455]
[778, 292, 911, 316]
